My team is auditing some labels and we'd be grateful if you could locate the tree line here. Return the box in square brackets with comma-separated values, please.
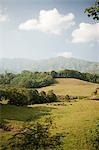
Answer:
[0, 69, 99, 89]
[0, 71, 54, 88]
[51, 70, 99, 84]
[0, 88, 57, 106]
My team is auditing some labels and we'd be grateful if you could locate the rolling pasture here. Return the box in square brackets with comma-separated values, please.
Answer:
[0, 78, 99, 150]
[0, 100, 99, 150]
[38, 78, 99, 96]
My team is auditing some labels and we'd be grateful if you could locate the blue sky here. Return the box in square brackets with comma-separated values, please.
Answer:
[0, 0, 99, 62]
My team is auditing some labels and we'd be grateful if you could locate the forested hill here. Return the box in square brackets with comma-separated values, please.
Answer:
[0, 57, 99, 74]
[0, 70, 99, 89]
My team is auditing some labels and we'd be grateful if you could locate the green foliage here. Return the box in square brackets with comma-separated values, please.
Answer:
[7, 89, 28, 106]
[85, 0, 99, 20]
[0, 90, 5, 100]
[0, 72, 15, 85]
[0, 100, 99, 150]
[0, 89, 9, 100]
[25, 89, 40, 104]
[65, 95, 70, 101]
[0, 120, 11, 132]
[51, 71, 58, 78]
[0, 71, 54, 88]
[85, 124, 99, 150]
[0, 88, 58, 106]
[51, 69, 99, 84]
[7, 118, 63, 150]
[0, 70, 98, 89]
[47, 90, 58, 103]
[39, 91, 47, 103]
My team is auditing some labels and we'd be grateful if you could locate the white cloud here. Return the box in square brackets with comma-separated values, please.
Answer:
[57, 52, 73, 58]
[72, 23, 99, 43]
[0, 10, 9, 23]
[19, 8, 75, 34]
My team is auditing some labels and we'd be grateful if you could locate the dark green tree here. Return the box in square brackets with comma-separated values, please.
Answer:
[39, 91, 47, 103]
[8, 118, 63, 150]
[85, 0, 99, 20]
[25, 89, 40, 104]
[7, 89, 28, 106]
[51, 71, 57, 78]
[47, 90, 57, 103]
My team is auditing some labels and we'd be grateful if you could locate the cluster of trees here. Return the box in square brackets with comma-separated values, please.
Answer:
[0, 88, 57, 106]
[0, 71, 54, 88]
[51, 70, 99, 84]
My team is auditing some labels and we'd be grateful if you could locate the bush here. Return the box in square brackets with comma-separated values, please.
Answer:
[8, 118, 63, 150]
[39, 91, 47, 103]
[8, 89, 28, 106]
[85, 125, 99, 150]
[47, 90, 58, 103]
[65, 95, 70, 101]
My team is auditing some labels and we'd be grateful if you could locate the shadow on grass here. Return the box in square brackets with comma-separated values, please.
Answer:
[0, 104, 55, 122]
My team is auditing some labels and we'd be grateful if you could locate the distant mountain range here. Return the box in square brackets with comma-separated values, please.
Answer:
[0, 57, 99, 74]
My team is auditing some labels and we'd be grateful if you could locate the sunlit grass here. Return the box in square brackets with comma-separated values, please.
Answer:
[1, 100, 99, 150]
[38, 78, 99, 96]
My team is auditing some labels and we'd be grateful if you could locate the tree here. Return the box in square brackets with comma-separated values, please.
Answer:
[51, 71, 57, 78]
[8, 118, 63, 150]
[8, 89, 28, 106]
[0, 89, 9, 101]
[25, 89, 40, 104]
[85, 0, 99, 20]
[0, 90, 5, 101]
[47, 90, 57, 103]
[39, 91, 47, 103]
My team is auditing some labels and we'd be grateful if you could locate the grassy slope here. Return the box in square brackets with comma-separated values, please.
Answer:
[50, 100, 99, 149]
[0, 100, 99, 150]
[38, 78, 99, 96]
[0, 105, 52, 122]
[0, 105, 53, 148]
[0, 79, 99, 149]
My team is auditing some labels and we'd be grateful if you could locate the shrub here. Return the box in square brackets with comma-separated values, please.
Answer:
[65, 95, 70, 101]
[85, 125, 99, 150]
[8, 90, 28, 106]
[8, 118, 63, 150]
[47, 90, 58, 103]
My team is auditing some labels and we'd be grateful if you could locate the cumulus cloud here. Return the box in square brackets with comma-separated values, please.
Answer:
[19, 8, 75, 34]
[72, 23, 99, 43]
[57, 52, 73, 58]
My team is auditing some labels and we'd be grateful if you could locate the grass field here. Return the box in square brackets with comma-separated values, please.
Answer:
[0, 100, 99, 150]
[0, 78, 99, 150]
[38, 78, 99, 96]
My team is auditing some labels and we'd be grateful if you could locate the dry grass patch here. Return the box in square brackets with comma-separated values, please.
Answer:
[38, 78, 99, 96]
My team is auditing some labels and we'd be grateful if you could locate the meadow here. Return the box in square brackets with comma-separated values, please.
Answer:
[0, 78, 99, 150]
[38, 78, 99, 96]
[0, 100, 99, 150]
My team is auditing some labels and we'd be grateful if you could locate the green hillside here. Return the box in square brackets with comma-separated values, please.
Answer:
[0, 78, 99, 150]
[0, 100, 99, 150]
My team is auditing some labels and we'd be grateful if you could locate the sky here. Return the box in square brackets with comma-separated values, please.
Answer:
[0, 0, 99, 62]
